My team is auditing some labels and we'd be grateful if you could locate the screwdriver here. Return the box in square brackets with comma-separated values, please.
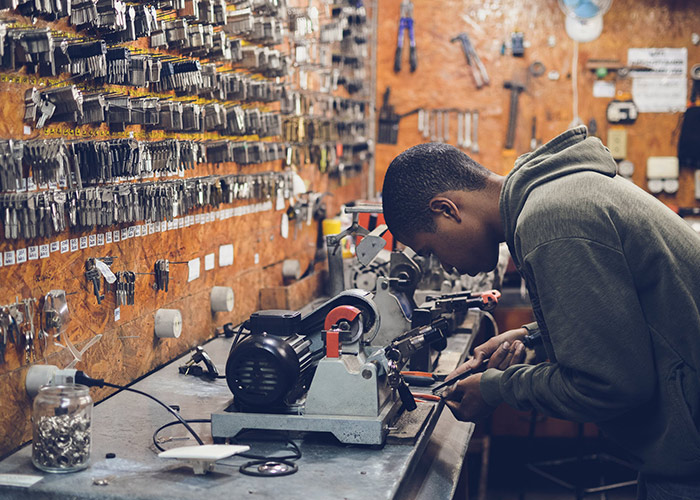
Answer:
[431, 331, 542, 395]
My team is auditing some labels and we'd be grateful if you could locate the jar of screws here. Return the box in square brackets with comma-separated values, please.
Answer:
[32, 384, 93, 473]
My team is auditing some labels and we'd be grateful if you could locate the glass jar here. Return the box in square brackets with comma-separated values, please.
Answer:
[32, 384, 93, 473]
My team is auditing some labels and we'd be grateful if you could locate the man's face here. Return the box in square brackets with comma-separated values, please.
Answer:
[404, 212, 499, 277]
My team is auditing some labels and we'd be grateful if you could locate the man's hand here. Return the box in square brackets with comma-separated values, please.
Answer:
[447, 327, 529, 380]
[443, 373, 495, 422]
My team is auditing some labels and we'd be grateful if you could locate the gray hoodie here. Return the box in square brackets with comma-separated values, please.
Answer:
[481, 126, 700, 477]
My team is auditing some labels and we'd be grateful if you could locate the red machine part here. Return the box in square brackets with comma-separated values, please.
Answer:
[323, 305, 362, 359]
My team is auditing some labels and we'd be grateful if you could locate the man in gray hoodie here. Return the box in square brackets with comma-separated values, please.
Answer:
[381, 126, 700, 498]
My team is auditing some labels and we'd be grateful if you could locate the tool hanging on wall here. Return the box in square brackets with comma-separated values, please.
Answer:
[511, 31, 525, 57]
[377, 87, 419, 144]
[502, 78, 526, 170]
[677, 64, 700, 168]
[393, 0, 417, 73]
[504, 79, 526, 149]
[451, 32, 489, 89]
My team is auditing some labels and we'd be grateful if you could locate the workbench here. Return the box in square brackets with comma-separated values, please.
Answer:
[0, 315, 483, 500]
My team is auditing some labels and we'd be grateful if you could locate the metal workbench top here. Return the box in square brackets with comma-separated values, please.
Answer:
[0, 334, 476, 500]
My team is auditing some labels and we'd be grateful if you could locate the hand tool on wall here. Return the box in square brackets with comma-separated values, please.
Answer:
[471, 110, 479, 154]
[393, 0, 417, 72]
[504, 80, 525, 149]
[451, 32, 489, 89]
[377, 87, 420, 144]
[502, 79, 525, 170]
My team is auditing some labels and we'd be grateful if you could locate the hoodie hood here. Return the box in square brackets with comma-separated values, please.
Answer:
[499, 126, 617, 255]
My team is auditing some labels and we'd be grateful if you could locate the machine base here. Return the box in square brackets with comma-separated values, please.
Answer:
[211, 397, 418, 445]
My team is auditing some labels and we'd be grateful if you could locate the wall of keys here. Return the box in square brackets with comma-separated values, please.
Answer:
[0, 0, 375, 456]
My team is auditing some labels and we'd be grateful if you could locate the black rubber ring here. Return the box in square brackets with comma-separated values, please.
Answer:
[529, 61, 546, 77]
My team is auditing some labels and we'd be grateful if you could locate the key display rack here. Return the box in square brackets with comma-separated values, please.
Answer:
[0, 0, 375, 456]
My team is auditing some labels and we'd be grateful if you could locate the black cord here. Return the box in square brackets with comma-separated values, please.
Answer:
[231, 430, 302, 461]
[75, 372, 205, 448]
[101, 382, 205, 447]
[232, 322, 246, 347]
[152, 418, 211, 452]
[152, 420, 302, 477]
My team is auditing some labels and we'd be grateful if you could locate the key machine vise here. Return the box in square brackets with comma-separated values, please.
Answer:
[211, 289, 451, 445]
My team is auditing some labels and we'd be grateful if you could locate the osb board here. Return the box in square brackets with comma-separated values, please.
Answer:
[0, 0, 374, 456]
[0, 168, 365, 456]
[259, 266, 327, 311]
[375, 0, 700, 209]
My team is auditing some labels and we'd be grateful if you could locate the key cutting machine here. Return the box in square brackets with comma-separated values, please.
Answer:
[211, 289, 451, 445]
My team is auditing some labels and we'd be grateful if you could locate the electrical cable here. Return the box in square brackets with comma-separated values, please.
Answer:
[231, 430, 302, 477]
[152, 419, 211, 452]
[232, 322, 248, 348]
[152, 420, 302, 476]
[75, 372, 205, 447]
[570, 40, 583, 128]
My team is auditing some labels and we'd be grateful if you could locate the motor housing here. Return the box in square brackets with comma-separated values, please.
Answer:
[225, 310, 314, 412]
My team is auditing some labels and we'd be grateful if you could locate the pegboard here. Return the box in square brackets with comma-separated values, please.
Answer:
[0, 0, 373, 457]
[375, 0, 700, 209]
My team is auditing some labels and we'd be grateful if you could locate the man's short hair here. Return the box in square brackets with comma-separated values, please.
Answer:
[382, 143, 490, 240]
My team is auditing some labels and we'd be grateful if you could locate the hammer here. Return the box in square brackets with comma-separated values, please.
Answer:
[503, 80, 525, 150]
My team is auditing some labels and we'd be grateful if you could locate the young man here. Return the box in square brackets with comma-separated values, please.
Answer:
[381, 126, 700, 498]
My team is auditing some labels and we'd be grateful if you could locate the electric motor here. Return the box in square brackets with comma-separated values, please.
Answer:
[225, 310, 315, 412]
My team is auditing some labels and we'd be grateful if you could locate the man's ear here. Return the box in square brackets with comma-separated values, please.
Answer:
[428, 196, 462, 223]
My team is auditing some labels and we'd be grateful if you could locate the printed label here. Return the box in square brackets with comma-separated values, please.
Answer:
[4, 251, 16, 266]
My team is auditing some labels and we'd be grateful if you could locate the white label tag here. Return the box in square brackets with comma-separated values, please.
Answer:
[121, 228, 128, 240]
[60, 241, 68, 254]
[106, 232, 112, 244]
[95, 259, 117, 284]
[188, 258, 201, 282]
[254, 253, 260, 264]
[80, 236, 88, 249]
[16, 248, 27, 264]
[89, 234, 96, 247]
[50, 241, 59, 253]
[70, 239, 79, 252]
[114, 308, 120, 322]
[29, 246, 39, 260]
[205, 253, 215, 270]
[593, 80, 616, 98]
[97, 234, 104, 246]
[219, 244, 234, 267]
[39, 245, 49, 259]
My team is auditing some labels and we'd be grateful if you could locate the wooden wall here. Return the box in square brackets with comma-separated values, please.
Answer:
[375, 0, 700, 438]
[0, 2, 369, 456]
[375, 0, 700, 210]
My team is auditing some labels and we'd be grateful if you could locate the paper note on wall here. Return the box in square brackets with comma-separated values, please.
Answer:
[628, 48, 687, 113]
